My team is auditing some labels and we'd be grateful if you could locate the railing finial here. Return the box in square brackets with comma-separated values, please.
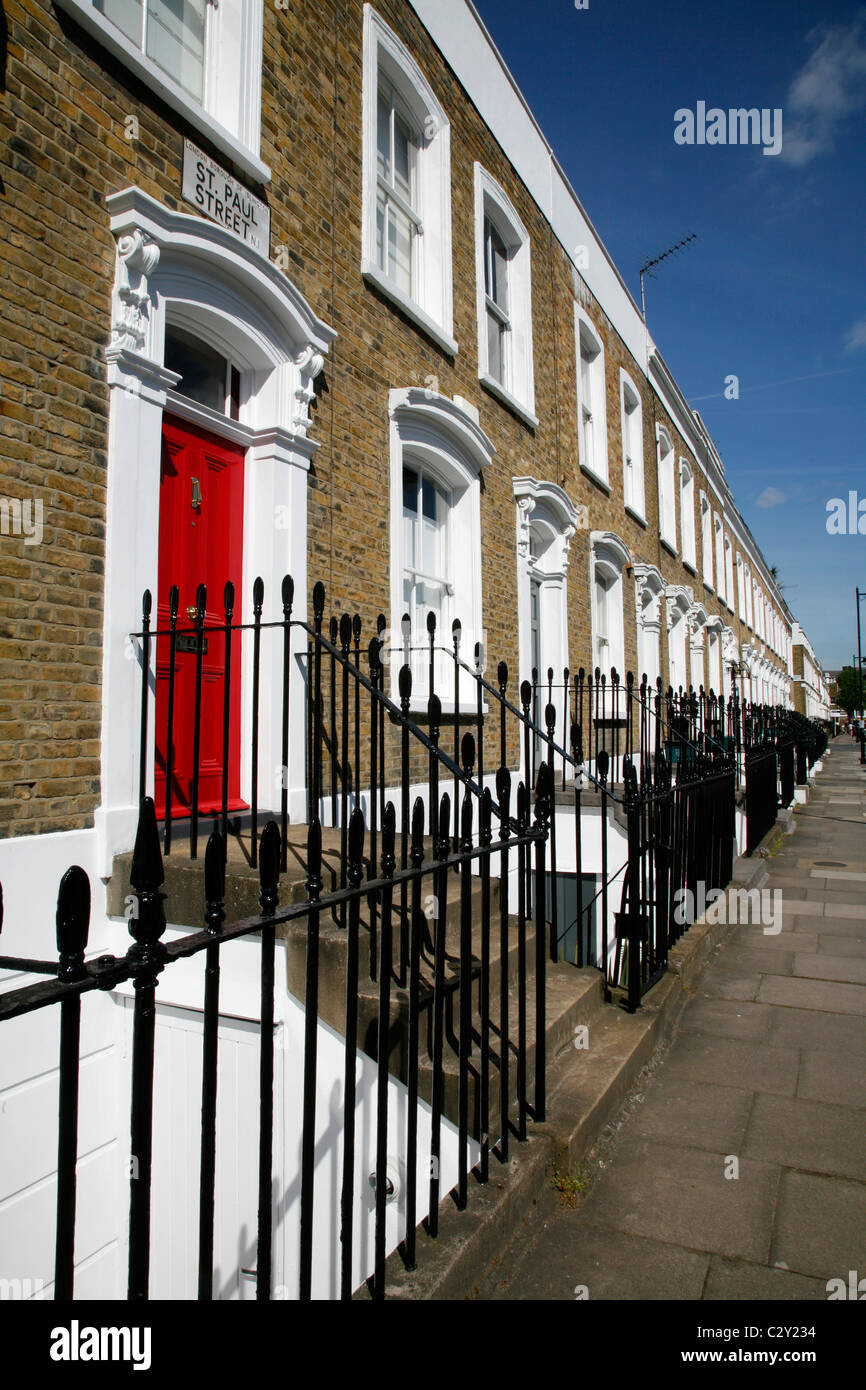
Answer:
[129, 797, 166, 953]
[312, 581, 325, 627]
[259, 821, 281, 916]
[56, 865, 91, 981]
[204, 830, 226, 934]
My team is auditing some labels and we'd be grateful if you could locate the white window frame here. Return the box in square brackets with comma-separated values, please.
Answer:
[657, 426, 676, 552]
[54, 0, 267, 183]
[714, 515, 726, 604]
[620, 370, 645, 522]
[400, 464, 454, 694]
[362, 5, 455, 356]
[679, 458, 696, 569]
[388, 389, 492, 708]
[700, 492, 713, 588]
[724, 536, 734, 612]
[575, 309, 609, 489]
[736, 552, 746, 621]
[589, 532, 629, 678]
[473, 165, 536, 427]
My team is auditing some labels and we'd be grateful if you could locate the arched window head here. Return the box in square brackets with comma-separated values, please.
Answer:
[590, 531, 629, 676]
[389, 389, 493, 702]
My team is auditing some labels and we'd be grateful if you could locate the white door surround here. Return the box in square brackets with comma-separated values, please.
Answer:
[513, 478, 582, 741]
[633, 562, 664, 692]
[96, 187, 335, 874]
[665, 586, 692, 694]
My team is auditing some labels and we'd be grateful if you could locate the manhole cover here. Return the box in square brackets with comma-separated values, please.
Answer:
[813, 861, 846, 867]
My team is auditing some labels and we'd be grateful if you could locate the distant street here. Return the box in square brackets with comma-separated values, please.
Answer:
[483, 736, 866, 1301]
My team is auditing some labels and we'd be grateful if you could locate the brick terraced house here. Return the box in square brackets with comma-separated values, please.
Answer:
[790, 623, 831, 722]
[0, 0, 819, 1299]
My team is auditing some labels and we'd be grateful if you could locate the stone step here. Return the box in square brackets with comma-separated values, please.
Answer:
[411, 964, 605, 1134]
[281, 892, 539, 1075]
[106, 824, 492, 929]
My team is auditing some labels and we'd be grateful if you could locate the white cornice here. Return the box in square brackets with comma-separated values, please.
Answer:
[389, 388, 495, 474]
[106, 187, 335, 356]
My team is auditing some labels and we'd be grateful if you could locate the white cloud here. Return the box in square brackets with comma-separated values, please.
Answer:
[844, 317, 866, 352]
[780, 14, 866, 165]
[756, 487, 789, 509]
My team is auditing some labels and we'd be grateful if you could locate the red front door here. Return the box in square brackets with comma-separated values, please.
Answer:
[155, 414, 245, 819]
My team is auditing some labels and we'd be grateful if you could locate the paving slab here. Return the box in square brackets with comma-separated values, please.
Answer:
[719, 946, 795, 975]
[817, 933, 866, 957]
[776, 899, 825, 917]
[678, 997, 775, 1043]
[626, 1077, 754, 1153]
[697, 965, 762, 1001]
[704, 1256, 829, 1302]
[768, 1004, 866, 1058]
[660, 1032, 800, 1097]
[790, 917, 866, 938]
[771, 1171, 866, 1282]
[805, 887, 866, 905]
[573, 1137, 778, 1263]
[729, 926, 818, 953]
[766, 877, 826, 892]
[811, 869, 866, 883]
[793, 953, 866, 985]
[756, 975, 866, 1016]
[798, 1050, 866, 1109]
[489, 1215, 709, 1301]
[743, 1093, 866, 1181]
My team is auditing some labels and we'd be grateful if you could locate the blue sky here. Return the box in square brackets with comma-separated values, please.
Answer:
[473, 0, 866, 669]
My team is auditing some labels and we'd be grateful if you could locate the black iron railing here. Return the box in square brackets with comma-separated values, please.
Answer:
[0, 782, 551, 1302]
[2, 575, 828, 1301]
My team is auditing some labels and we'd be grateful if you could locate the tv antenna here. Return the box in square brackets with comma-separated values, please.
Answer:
[640, 233, 698, 322]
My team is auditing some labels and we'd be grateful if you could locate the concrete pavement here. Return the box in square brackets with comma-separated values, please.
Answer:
[480, 735, 866, 1301]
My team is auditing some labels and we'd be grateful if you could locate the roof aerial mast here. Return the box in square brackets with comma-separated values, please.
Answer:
[639, 232, 698, 322]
